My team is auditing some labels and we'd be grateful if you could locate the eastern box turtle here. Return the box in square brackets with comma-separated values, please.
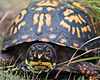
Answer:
[0, 0, 100, 79]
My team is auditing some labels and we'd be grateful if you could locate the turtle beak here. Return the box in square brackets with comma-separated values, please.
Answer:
[25, 59, 56, 73]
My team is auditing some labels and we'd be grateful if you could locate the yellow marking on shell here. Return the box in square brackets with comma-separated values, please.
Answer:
[13, 27, 17, 34]
[21, 35, 29, 39]
[50, 28, 53, 31]
[66, 3, 74, 8]
[30, 7, 35, 11]
[78, 14, 86, 23]
[60, 39, 67, 44]
[27, 38, 32, 42]
[47, 7, 55, 11]
[12, 39, 18, 43]
[60, 6, 64, 9]
[81, 26, 87, 33]
[90, 18, 97, 34]
[81, 25, 91, 32]
[49, 34, 56, 39]
[41, 38, 49, 42]
[58, 43, 66, 46]
[73, 2, 88, 13]
[37, 0, 59, 7]
[30, 28, 33, 31]
[72, 27, 75, 35]
[35, 7, 43, 11]
[87, 25, 91, 32]
[45, 14, 51, 27]
[65, 15, 85, 24]
[63, 9, 74, 16]
[60, 20, 71, 32]
[15, 10, 27, 24]
[73, 42, 79, 47]
[18, 21, 26, 30]
[76, 27, 81, 38]
[37, 14, 44, 33]
[9, 27, 14, 36]
[33, 14, 39, 25]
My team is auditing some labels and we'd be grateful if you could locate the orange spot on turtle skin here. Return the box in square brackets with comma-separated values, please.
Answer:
[91, 71, 95, 75]
[35, 7, 43, 11]
[73, 42, 79, 47]
[15, 10, 27, 24]
[21, 35, 29, 39]
[72, 27, 75, 35]
[81, 70, 85, 74]
[18, 21, 26, 30]
[79, 64, 83, 71]
[60, 39, 67, 44]
[37, 14, 44, 33]
[47, 7, 55, 11]
[41, 38, 49, 42]
[60, 20, 71, 32]
[49, 34, 57, 39]
[87, 71, 90, 74]
[33, 14, 39, 25]
[80, 67, 83, 71]
[63, 9, 74, 16]
[82, 63, 87, 67]
[76, 27, 81, 38]
[12, 39, 18, 43]
[37, 0, 59, 7]
[13, 27, 17, 34]
[45, 14, 51, 27]
[83, 67, 87, 71]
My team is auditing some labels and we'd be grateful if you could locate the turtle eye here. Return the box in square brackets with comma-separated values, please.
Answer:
[30, 47, 35, 52]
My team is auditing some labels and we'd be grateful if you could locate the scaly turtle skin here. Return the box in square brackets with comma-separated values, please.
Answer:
[0, 0, 100, 79]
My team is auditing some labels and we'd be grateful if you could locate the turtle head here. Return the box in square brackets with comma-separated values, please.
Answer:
[25, 43, 57, 73]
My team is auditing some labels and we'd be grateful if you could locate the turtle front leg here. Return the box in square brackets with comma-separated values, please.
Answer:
[70, 61, 99, 79]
